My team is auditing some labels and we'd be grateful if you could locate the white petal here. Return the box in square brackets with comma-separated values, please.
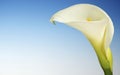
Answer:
[66, 20, 106, 43]
[105, 17, 114, 49]
[50, 4, 114, 49]
[50, 4, 106, 23]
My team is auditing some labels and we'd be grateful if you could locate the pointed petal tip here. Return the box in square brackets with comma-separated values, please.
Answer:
[50, 17, 56, 25]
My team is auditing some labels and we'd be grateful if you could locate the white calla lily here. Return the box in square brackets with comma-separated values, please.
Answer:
[50, 4, 114, 75]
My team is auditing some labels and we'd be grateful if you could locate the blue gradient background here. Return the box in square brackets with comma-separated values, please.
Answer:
[0, 0, 119, 75]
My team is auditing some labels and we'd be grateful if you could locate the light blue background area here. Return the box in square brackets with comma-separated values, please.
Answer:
[0, 0, 119, 75]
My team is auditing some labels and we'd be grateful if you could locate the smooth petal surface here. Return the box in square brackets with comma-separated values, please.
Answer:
[50, 4, 114, 50]
[50, 4, 114, 75]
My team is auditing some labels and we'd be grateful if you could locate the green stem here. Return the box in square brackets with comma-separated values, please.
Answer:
[104, 69, 113, 75]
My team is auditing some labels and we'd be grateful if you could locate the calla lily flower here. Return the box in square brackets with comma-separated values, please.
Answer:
[50, 4, 114, 75]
